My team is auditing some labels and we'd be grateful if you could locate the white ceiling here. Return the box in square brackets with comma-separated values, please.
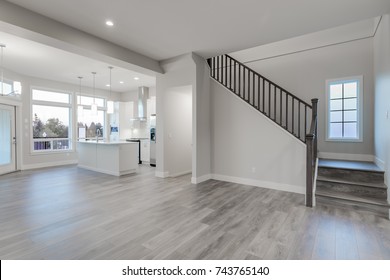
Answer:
[0, 31, 156, 92]
[231, 17, 380, 63]
[6, 0, 390, 60]
[1, 0, 389, 91]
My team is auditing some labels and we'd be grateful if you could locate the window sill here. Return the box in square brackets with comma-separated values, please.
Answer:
[30, 149, 75, 156]
[325, 138, 363, 143]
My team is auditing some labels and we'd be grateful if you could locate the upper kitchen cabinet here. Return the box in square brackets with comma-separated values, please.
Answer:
[147, 96, 156, 116]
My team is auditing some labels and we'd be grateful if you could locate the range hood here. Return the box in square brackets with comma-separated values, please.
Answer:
[137, 86, 149, 121]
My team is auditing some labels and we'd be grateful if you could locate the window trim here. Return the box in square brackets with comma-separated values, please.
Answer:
[30, 87, 74, 154]
[0, 78, 22, 97]
[325, 76, 363, 142]
[76, 93, 107, 140]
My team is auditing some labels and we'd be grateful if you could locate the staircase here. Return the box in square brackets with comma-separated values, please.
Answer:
[207, 54, 314, 143]
[316, 159, 390, 218]
[207, 54, 318, 207]
[207, 54, 389, 218]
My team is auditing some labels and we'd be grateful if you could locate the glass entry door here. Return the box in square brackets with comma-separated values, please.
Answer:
[0, 104, 16, 175]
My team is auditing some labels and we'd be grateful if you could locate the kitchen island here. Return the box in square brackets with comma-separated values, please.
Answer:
[77, 140, 138, 176]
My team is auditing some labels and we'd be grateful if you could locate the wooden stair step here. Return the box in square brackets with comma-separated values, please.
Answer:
[317, 175, 387, 189]
[316, 179, 387, 200]
[318, 159, 384, 173]
[316, 189, 390, 207]
[318, 167, 384, 184]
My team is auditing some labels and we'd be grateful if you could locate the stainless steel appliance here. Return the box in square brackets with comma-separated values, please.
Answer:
[150, 115, 156, 167]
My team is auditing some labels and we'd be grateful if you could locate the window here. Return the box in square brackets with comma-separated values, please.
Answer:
[31, 89, 72, 152]
[77, 95, 106, 139]
[0, 79, 22, 96]
[326, 76, 362, 141]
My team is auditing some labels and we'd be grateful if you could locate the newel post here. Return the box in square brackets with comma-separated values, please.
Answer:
[311, 98, 318, 161]
[306, 134, 314, 207]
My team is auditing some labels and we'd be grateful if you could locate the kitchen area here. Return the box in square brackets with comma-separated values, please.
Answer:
[77, 86, 156, 176]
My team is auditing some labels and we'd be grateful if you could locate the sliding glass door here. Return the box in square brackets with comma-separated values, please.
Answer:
[0, 104, 16, 175]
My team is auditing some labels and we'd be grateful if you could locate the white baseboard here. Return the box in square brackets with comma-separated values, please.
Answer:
[21, 160, 78, 170]
[155, 171, 169, 178]
[169, 170, 192, 178]
[191, 174, 212, 184]
[211, 174, 305, 194]
[375, 157, 385, 171]
[318, 152, 375, 162]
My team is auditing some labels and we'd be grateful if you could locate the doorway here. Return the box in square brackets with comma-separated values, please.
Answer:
[0, 104, 16, 175]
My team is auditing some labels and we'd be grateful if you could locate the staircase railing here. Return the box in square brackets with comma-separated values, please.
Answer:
[207, 54, 318, 207]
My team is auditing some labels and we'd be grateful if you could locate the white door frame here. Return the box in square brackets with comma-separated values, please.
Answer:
[0, 104, 16, 175]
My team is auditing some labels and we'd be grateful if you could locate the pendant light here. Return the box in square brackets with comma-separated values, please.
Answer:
[91, 72, 98, 116]
[77, 76, 84, 117]
[107, 66, 114, 114]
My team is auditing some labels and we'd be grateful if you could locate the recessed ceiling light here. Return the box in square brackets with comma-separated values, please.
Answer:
[106, 84, 110, 87]
[134, 77, 139, 80]
[119, 81, 124, 84]
[105, 20, 114, 27]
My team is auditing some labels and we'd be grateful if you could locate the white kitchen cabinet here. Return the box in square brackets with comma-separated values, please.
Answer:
[141, 139, 150, 163]
[77, 141, 138, 176]
[147, 96, 156, 116]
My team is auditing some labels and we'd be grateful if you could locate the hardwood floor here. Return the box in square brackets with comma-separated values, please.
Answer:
[0, 165, 389, 260]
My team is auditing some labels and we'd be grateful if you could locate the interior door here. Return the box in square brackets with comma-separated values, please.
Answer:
[0, 104, 16, 175]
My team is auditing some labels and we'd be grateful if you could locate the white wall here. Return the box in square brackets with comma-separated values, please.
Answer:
[211, 81, 306, 193]
[231, 37, 375, 160]
[192, 53, 211, 182]
[164, 86, 192, 176]
[374, 14, 390, 190]
[156, 53, 212, 180]
[0, 68, 119, 170]
[156, 54, 195, 177]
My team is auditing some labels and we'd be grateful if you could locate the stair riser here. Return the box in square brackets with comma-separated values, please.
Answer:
[316, 181, 387, 200]
[318, 167, 384, 184]
[316, 195, 389, 219]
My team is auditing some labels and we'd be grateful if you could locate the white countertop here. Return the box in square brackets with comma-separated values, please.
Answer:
[77, 140, 137, 145]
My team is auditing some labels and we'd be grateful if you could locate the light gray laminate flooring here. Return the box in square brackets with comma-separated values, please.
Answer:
[0, 165, 389, 260]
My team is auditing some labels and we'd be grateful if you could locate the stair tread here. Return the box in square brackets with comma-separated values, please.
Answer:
[318, 159, 384, 173]
[316, 189, 390, 207]
[316, 175, 387, 189]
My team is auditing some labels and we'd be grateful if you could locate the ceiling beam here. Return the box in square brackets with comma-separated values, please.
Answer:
[0, 0, 163, 75]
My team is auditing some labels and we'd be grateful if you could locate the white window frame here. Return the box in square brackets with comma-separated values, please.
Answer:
[76, 94, 107, 140]
[325, 76, 363, 142]
[31, 87, 73, 154]
[0, 78, 22, 97]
